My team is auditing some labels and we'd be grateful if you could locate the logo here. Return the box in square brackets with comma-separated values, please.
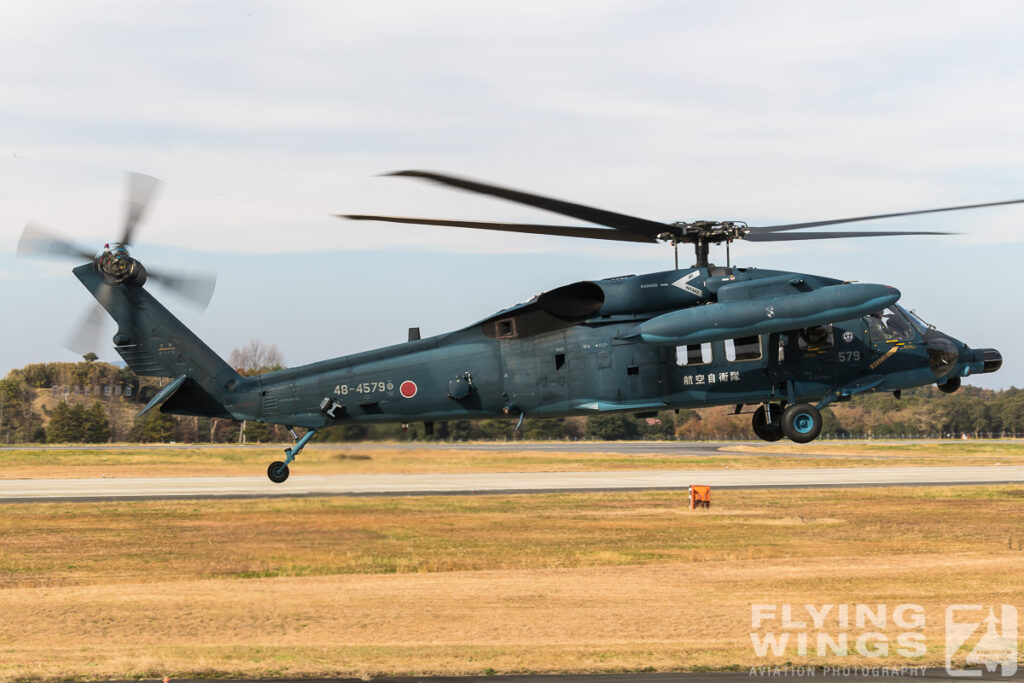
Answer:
[946, 605, 1017, 677]
[747, 602, 1020, 677]
[750, 603, 927, 660]
[765, 305, 775, 319]
[399, 380, 418, 398]
[842, 330, 855, 343]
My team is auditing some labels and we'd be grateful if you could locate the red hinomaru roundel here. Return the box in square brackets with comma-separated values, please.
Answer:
[399, 380, 418, 398]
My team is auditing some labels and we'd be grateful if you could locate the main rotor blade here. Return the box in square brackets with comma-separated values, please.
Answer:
[753, 198, 1024, 233]
[121, 172, 162, 245]
[147, 268, 217, 309]
[65, 305, 107, 356]
[341, 214, 657, 243]
[745, 229, 957, 242]
[16, 222, 95, 261]
[386, 170, 672, 240]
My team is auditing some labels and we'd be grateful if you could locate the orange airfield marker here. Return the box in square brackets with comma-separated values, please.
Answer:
[689, 484, 711, 510]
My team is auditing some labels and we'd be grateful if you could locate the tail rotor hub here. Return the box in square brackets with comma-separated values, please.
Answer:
[98, 244, 146, 286]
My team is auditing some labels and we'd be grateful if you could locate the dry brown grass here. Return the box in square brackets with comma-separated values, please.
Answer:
[1, 486, 1023, 680]
[732, 440, 1024, 462]
[4, 440, 1024, 479]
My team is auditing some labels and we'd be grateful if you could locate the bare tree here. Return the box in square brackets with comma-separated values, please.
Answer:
[229, 339, 286, 376]
[229, 339, 286, 445]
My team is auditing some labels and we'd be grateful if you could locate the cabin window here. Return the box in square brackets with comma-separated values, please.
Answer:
[726, 335, 761, 362]
[627, 365, 640, 376]
[555, 353, 566, 370]
[675, 342, 711, 366]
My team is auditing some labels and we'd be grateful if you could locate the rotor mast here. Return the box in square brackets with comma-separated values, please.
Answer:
[665, 221, 748, 269]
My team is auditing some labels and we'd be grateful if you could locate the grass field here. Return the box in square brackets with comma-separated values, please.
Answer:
[1, 484, 1023, 680]
[2, 439, 1024, 479]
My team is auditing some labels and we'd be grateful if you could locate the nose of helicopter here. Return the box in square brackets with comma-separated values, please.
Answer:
[928, 338, 1002, 378]
[973, 347, 1003, 374]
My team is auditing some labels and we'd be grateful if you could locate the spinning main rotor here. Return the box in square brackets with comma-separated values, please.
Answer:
[343, 170, 1024, 268]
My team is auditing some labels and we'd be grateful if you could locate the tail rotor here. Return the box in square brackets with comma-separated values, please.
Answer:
[16, 172, 217, 358]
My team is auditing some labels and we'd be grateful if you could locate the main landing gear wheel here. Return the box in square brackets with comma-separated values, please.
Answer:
[268, 461, 290, 483]
[781, 403, 822, 443]
[752, 404, 785, 442]
[266, 427, 317, 483]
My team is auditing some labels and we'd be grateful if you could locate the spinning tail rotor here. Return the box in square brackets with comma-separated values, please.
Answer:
[16, 173, 216, 357]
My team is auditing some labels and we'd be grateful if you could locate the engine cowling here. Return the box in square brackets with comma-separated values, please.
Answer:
[536, 271, 708, 319]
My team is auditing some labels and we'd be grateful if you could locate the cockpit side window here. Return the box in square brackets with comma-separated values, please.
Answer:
[798, 324, 834, 350]
[866, 308, 915, 344]
[897, 305, 931, 336]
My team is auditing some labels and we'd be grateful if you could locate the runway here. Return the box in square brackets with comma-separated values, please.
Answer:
[0, 439, 964, 456]
[2, 464, 1023, 502]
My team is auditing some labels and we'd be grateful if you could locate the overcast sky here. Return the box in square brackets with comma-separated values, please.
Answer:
[2, 1, 1023, 389]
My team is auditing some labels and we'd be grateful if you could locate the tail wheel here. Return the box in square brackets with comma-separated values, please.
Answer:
[781, 403, 822, 443]
[752, 404, 785, 442]
[267, 461, 290, 483]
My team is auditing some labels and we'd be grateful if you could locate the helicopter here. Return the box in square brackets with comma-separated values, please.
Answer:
[17, 171, 1009, 482]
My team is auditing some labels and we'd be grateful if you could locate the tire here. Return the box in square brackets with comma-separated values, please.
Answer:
[781, 403, 822, 443]
[267, 461, 290, 483]
[752, 404, 785, 442]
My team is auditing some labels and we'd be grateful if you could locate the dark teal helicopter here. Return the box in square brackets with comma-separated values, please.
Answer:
[18, 172, 1009, 482]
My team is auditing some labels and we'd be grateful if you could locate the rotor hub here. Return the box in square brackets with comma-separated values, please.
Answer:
[98, 244, 146, 286]
[666, 220, 750, 245]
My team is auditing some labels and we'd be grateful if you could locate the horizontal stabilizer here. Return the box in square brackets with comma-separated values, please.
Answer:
[136, 375, 188, 418]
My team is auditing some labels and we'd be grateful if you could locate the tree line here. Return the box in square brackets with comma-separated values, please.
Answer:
[1, 356, 1021, 444]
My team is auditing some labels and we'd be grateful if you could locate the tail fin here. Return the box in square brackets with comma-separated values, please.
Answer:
[74, 263, 246, 419]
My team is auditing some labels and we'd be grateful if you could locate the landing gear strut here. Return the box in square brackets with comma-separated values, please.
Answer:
[267, 427, 317, 483]
[752, 403, 785, 442]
